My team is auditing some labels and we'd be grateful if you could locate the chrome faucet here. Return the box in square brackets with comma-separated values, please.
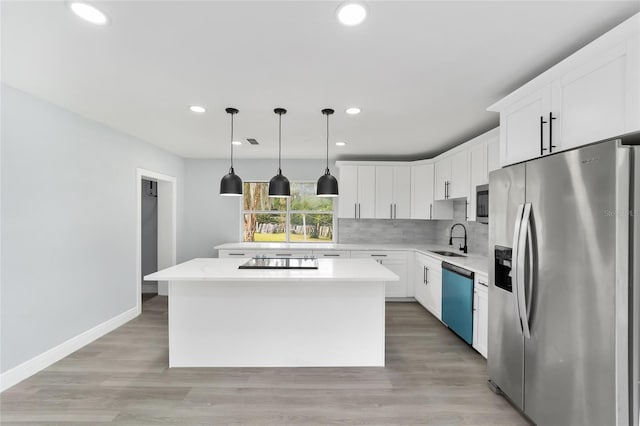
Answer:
[449, 223, 468, 254]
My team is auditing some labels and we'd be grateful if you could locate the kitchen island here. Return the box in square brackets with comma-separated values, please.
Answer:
[145, 258, 398, 368]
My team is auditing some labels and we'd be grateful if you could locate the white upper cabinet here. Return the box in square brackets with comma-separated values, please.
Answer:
[338, 165, 376, 219]
[489, 14, 639, 167]
[499, 86, 553, 166]
[448, 150, 469, 199]
[487, 136, 500, 174]
[410, 163, 434, 220]
[434, 151, 468, 200]
[392, 166, 411, 219]
[468, 143, 487, 222]
[434, 157, 451, 201]
[375, 166, 411, 219]
[551, 42, 628, 151]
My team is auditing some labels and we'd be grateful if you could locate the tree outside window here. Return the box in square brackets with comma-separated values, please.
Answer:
[242, 182, 334, 243]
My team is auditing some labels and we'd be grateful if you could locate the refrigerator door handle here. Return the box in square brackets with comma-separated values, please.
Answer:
[511, 203, 525, 335]
[517, 202, 532, 339]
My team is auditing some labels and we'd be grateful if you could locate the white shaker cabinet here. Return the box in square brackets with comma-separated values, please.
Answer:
[410, 163, 435, 220]
[551, 41, 630, 151]
[473, 274, 489, 359]
[375, 166, 411, 219]
[434, 157, 451, 201]
[414, 253, 442, 320]
[351, 251, 409, 298]
[434, 151, 469, 201]
[487, 137, 500, 174]
[499, 86, 553, 166]
[448, 150, 469, 199]
[338, 165, 376, 219]
[490, 15, 639, 167]
[467, 143, 486, 222]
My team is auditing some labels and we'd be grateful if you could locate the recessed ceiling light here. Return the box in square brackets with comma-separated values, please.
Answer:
[232, 140, 242, 146]
[189, 105, 206, 113]
[337, 3, 367, 26]
[345, 107, 361, 115]
[69, 2, 109, 25]
[336, 141, 347, 146]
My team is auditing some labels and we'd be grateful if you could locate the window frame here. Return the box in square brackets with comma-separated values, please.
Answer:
[239, 180, 337, 243]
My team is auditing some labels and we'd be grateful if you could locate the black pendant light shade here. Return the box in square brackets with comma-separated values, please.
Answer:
[220, 107, 243, 196]
[316, 108, 339, 197]
[269, 108, 290, 197]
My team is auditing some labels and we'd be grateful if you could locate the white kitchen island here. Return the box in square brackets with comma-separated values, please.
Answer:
[145, 258, 398, 368]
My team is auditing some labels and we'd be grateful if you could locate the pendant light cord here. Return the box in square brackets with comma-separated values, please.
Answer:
[230, 112, 234, 170]
[278, 112, 282, 172]
[326, 113, 330, 171]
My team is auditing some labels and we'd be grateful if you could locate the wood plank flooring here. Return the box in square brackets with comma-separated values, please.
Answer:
[1, 297, 529, 425]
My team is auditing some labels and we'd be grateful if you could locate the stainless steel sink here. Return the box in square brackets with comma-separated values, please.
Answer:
[429, 250, 467, 258]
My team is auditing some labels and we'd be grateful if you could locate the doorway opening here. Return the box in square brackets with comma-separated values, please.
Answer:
[136, 169, 177, 315]
[141, 179, 158, 303]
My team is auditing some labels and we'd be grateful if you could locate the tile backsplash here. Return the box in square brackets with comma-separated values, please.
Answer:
[338, 200, 488, 255]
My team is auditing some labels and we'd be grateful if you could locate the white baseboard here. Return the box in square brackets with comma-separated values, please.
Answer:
[0, 307, 138, 392]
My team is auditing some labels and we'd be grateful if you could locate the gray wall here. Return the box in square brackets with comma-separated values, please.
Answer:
[1, 85, 184, 373]
[182, 158, 327, 259]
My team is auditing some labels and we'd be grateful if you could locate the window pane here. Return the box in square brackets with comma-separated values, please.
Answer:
[290, 213, 333, 242]
[243, 182, 287, 211]
[290, 182, 333, 212]
[243, 213, 286, 242]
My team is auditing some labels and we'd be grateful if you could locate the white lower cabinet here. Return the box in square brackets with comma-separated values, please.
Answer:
[351, 251, 409, 297]
[473, 274, 489, 359]
[414, 252, 442, 320]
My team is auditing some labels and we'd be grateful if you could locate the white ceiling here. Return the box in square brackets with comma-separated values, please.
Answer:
[2, 1, 639, 160]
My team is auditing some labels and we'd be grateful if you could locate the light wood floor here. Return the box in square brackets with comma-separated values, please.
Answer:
[1, 297, 528, 425]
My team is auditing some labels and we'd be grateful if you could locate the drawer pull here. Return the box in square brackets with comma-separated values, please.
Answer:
[322, 254, 341, 257]
[370, 254, 387, 257]
[275, 253, 292, 256]
[229, 253, 245, 256]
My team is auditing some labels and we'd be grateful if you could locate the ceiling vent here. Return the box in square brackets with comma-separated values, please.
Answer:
[246, 138, 259, 145]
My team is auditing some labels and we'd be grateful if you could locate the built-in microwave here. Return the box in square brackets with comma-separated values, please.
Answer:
[476, 184, 489, 224]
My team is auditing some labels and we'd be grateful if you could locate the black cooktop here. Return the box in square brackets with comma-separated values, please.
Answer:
[238, 257, 319, 270]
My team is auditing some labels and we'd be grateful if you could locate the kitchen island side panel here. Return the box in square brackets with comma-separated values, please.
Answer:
[168, 280, 385, 367]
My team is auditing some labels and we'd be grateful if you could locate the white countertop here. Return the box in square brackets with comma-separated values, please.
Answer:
[145, 258, 399, 282]
[214, 242, 489, 276]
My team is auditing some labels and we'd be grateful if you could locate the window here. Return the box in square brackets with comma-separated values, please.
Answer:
[242, 182, 334, 243]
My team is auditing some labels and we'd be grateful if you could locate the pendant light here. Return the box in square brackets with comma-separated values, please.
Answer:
[268, 108, 290, 197]
[316, 108, 339, 197]
[219, 107, 243, 196]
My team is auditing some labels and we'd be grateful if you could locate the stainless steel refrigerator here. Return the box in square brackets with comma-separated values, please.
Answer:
[488, 134, 640, 426]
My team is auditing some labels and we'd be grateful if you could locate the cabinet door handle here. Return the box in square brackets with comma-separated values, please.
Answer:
[371, 254, 387, 257]
[540, 116, 548, 156]
[426, 267, 429, 284]
[465, 201, 469, 220]
[229, 253, 245, 256]
[394, 204, 397, 219]
[390, 204, 393, 219]
[549, 112, 557, 153]
[322, 254, 340, 257]
[355, 203, 357, 218]
[358, 203, 361, 218]
[423, 266, 426, 284]
[444, 181, 447, 199]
